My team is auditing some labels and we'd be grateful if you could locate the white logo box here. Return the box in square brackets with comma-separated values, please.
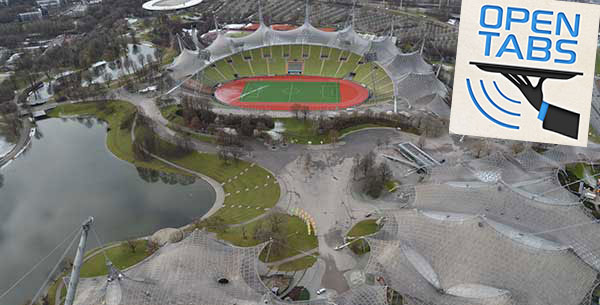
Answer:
[449, 0, 600, 147]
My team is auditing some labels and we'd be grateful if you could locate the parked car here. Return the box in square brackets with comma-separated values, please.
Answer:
[316, 288, 326, 295]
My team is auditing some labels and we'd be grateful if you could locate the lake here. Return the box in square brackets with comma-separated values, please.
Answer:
[0, 118, 216, 305]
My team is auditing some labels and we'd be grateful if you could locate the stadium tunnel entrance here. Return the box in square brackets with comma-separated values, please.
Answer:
[214, 75, 370, 111]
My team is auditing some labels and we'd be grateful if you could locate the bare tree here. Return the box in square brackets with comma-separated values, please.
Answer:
[241, 226, 247, 240]
[104, 72, 113, 88]
[417, 135, 426, 149]
[328, 129, 339, 145]
[301, 105, 310, 120]
[268, 214, 284, 233]
[359, 151, 376, 177]
[352, 154, 361, 180]
[471, 139, 490, 158]
[126, 240, 137, 253]
[291, 103, 301, 119]
[378, 162, 393, 183]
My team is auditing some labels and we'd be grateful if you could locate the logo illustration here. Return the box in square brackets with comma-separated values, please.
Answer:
[449, 0, 600, 146]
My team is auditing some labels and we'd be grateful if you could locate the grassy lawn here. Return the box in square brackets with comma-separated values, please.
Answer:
[47, 101, 190, 176]
[188, 132, 217, 144]
[162, 47, 178, 65]
[47, 274, 67, 305]
[567, 163, 587, 181]
[339, 123, 389, 137]
[47, 240, 149, 305]
[274, 254, 318, 272]
[217, 214, 318, 263]
[80, 240, 149, 278]
[165, 152, 280, 224]
[278, 118, 391, 144]
[167, 123, 217, 144]
[241, 82, 340, 104]
[384, 180, 399, 193]
[277, 118, 328, 144]
[347, 219, 380, 237]
[161, 104, 185, 125]
[137, 126, 280, 225]
[565, 162, 599, 186]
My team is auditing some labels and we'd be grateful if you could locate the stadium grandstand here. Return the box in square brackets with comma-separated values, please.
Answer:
[166, 1, 449, 114]
[72, 230, 390, 305]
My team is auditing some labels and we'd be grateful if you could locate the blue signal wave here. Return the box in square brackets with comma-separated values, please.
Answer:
[493, 81, 521, 104]
[480, 80, 520, 117]
[466, 78, 519, 130]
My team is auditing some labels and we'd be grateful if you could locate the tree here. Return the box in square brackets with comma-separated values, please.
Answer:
[291, 103, 302, 119]
[417, 135, 426, 149]
[511, 142, 525, 154]
[146, 240, 159, 254]
[471, 140, 490, 158]
[231, 149, 242, 164]
[378, 162, 392, 183]
[218, 148, 231, 165]
[301, 105, 310, 120]
[304, 153, 312, 173]
[0, 83, 15, 102]
[352, 154, 361, 180]
[153, 47, 163, 65]
[328, 129, 339, 145]
[126, 240, 137, 253]
[268, 214, 284, 233]
[241, 226, 247, 240]
[190, 116, 202, 130]
[137, 53, 146, 72]
[104, 72, 113, 88]
[359, 151, 376, 177]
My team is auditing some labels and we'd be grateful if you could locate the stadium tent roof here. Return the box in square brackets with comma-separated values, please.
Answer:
[365, 209, 598, 305]
[411, 182, 600, 271]
[72, 230, 389, 305]
[167, 1, 448, 106]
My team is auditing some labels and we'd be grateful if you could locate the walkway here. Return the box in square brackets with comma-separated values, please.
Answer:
[0, 119, 32, 169]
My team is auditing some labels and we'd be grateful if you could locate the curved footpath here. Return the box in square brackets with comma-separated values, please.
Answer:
[0, 120, 33, 169]
[130, 113, 225, 222]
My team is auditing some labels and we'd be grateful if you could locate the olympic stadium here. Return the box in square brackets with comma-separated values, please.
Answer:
[166, 2, 449, 113]
[62, 2, 600, 305]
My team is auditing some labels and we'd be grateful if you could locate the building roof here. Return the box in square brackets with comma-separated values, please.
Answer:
[366, 209, 598, 305]
[73, 230, 389, 305]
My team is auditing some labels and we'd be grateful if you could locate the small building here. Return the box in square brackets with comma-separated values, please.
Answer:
[32, 110, 47, 119]
[18, 8, 46, 22]
[36, 0, 62, 9]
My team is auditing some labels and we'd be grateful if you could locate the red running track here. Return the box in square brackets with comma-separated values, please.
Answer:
[214, 75, 369, 111]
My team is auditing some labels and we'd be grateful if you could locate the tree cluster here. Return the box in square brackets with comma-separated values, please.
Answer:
[181, 96, 274, 140]
[352, 152, 393, 198]
[252, 214, 288, 259]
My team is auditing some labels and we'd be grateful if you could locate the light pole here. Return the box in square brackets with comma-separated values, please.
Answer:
[64, 217, 94, 305]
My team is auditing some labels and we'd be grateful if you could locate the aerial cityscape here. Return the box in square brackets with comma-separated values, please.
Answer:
[1, 0, 600, 305]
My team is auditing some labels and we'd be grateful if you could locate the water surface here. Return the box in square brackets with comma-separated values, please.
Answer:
[0, 118, 215, 305]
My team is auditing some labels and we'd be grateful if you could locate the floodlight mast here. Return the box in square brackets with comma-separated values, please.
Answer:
[64, 217, 94, 305]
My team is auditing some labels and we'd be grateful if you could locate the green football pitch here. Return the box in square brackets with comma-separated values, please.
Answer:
[241, 81, 341, 104]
